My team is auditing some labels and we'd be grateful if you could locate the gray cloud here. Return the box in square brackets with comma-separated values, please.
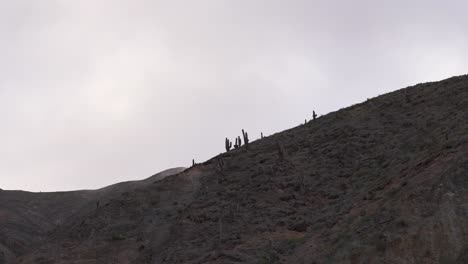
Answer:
[1, 0, 467, 191]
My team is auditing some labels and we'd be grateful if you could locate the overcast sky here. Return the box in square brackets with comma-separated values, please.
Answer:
[0, 0, 467, 191]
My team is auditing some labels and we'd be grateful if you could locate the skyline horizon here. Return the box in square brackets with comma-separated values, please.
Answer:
[1, 1, 467, 191]
[1, 73, 463, 192]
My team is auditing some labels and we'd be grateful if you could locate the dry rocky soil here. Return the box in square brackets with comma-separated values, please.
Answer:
[1, 75, 468, 263]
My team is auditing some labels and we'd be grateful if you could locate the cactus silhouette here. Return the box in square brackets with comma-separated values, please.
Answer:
[242, 129, 249, 146]
[234, 136, 242, 149]
[225, 138, 232, 152]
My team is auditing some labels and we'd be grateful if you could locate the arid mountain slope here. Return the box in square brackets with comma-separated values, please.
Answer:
[2, 75, 468, 264]
[155, 75, 468, 264]
[0, 167, 185, 264]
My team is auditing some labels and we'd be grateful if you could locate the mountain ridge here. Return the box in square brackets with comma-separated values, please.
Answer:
[1, 74, 468, 263]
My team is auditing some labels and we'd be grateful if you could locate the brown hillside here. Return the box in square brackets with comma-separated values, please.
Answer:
[2, 75, 468, 263]
[0, 167, 185, 264]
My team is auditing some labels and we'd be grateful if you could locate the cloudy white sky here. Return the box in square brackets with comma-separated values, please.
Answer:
[0, 0, 467, 191]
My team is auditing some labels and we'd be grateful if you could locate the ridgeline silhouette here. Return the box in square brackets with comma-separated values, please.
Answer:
[1, 75, 468, 263]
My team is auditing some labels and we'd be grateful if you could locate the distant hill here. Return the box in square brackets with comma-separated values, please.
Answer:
[0, 167, 185, 264]
[2, 75, 468, 263]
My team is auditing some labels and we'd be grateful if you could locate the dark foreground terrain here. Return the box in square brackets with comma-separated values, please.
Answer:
[1, 75, 468, 263]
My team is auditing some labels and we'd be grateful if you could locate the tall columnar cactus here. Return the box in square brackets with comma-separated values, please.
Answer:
[216, 156, 226, 182]
[277, 141, 286, 161]
[313, 111, 317, 121]
[234, 137, 242, 149]
[242, 129, 249, 145]
[225, 138, 232, 152]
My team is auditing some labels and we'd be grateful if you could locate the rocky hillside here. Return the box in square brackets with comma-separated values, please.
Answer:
[2, 75, 468, 263]
[0, 167, 185, 264]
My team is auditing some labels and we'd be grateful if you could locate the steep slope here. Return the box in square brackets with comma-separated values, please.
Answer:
[154, 75, 468, 264]
[0, 167, 185, 264]
[4, 75, 468, 263]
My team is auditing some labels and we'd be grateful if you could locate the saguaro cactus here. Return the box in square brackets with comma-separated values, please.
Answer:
[234, 137, 242, 149]
[313, 111, 317, 121]
[242, 129, 249, 145]
[225, 138, 232, 152]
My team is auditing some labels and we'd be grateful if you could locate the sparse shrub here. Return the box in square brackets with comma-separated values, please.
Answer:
[374, 234, 387, 252]
[286, 236, 306, 247]
[257, 244, 278, 264]
[112, 234, 126, 241]
[396, 218, 408, 228]
[376, 240, 386, 252]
